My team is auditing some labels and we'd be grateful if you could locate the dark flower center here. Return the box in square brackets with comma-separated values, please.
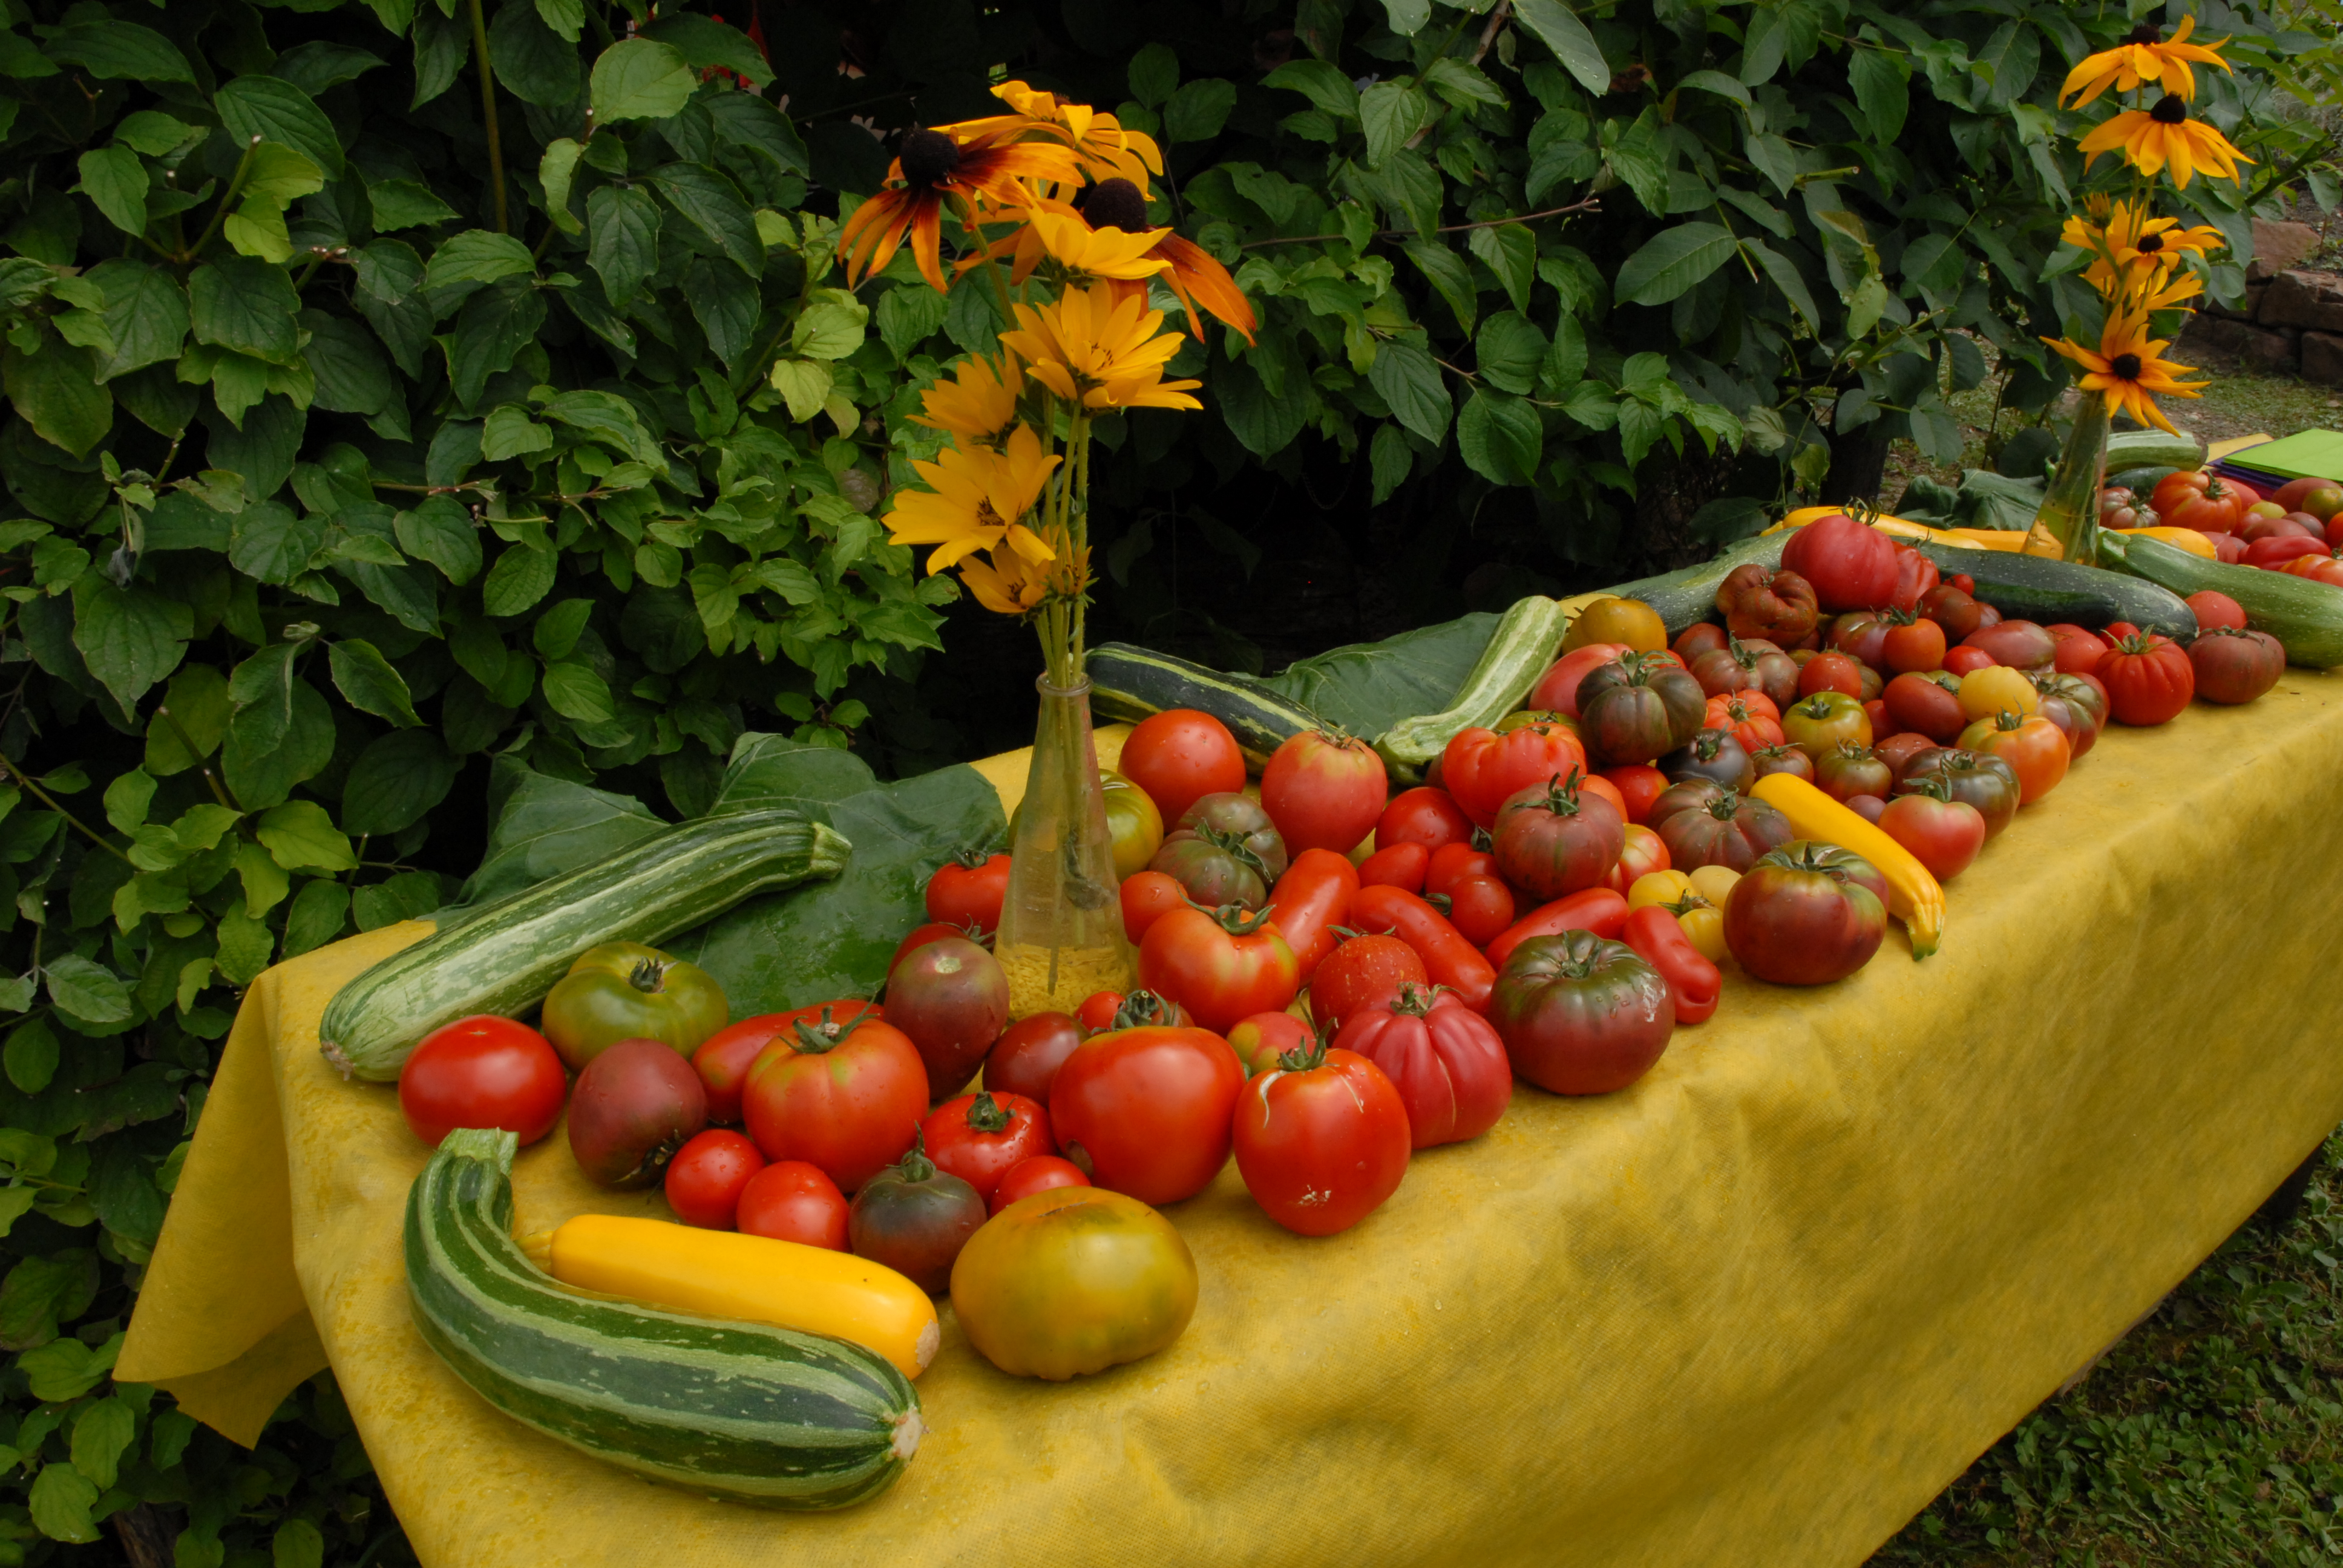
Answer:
[2127, 22, 2162, 44]
[899, 128, 961, 188]
[1080, 178, 1150, 234]
[2137, 232, 2166, 253]
[2149, 94, 2189, 125]
[2111, 352, 2143, 379]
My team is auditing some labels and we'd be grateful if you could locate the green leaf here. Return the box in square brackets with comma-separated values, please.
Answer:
[272, 1518, 325, 1568]
[1359, 82, 1426, 168]
[44, 22, 194, 84]
[536, 141, 584, 236]
[235, 847, 291, 924]
[640, 13, 774, 88]
[1674, 69, 1751, 108]
[1164, 78, 1236, 145]
[1467, 223, 1536, 316]
[144, 664, 231, 775]
[1513, 0, 1611, 95]
[257, 800, 356, 872]
[1457, 388, 1542, 485]
[876, 285, 948, 356]
[189, 256, 301, 365]
[239, 143, 325, 209]
[1743, 240, 1820, 334]
[68, 1397, 134, 1492]
[327, 638, 421, 727]
[534, 0, 585, 41]
[488, 0, 580, 106]
[1369, 420, 1413, 505]
[27, 1461, 97, 1543]
[1475, 311, 1546, 396]
[1379, 0, 1430, 35]
[791, 298, 869, 361]
[1403, 240, 1477, 336]
[74, 147, 147, 237]
[44, 955, 131, 1026]
[221, 675, 333, 811]
[228, 501, 323, 585]
[1614, 222, 1737, 306]
[1973, 19, 2040, 109]
[588, 38, 695, 123]
[703, 93, 808, 178]
[447, 278, 546, 407]
[481, 542, 555, 616]
[532, 598, 593, 659]
[538, 390, 661, 466]
[424, 229, 536, 293]
[1848, 46, 1910, 143]
[646, 164, 763, 278]
[1365, 336, 1450, 443]
[270, 40, 387, 96]
[460, 758, 665, 904]
[4, 1019, 56, 1094]
[686, 258, 759, 368]
[103, 770, 156, 834]
[88, 260, 188, 381]
[340, 730, 457, 836]
[215, 76, 344, 177]
[367, 178, 459, 232]
[480, 403, 551, 460]
[767, 359, 831, 423]
[73, 584, 191, 712]
[281, 878, 349, 957]
[1130, 42, 1181, 109]
[3, 340, 109, 457]
[353, 868, 443, 931]
[542, 660, 614, 722]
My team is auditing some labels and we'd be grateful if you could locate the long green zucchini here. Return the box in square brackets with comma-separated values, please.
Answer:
[322, 809, 849, 1081]
[2097, 531, 2343, 668]
[1375, 594, 1571, 782]
[408, 1129, 920, 1509]
[1087, 643, 1328, 769]
[1605, 532, 1789, 635]
[1916, 543, 2197, 639]
[2105, 429, 2204, 472]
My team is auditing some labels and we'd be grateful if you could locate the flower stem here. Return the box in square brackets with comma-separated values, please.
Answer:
[467, 0, 510, 234]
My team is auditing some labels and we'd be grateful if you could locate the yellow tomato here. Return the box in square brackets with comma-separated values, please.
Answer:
[1957, 665, 2039, 722]
[1562, 596, 1667, 653]
[1099, 769, 1164, 881]
[1498, 708, 1578, 737]
[1627, 870, 1696, 911]
[949, 1187, 1198, 1380]
[1686, 864, 1740, 907]
[1671, 897, 1728, 963]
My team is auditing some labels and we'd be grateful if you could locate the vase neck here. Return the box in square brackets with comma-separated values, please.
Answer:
[1035, 675, 1092, 702]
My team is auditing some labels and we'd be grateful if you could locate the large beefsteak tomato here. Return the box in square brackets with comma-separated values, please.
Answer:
[1050, 1025, 1245, 1204]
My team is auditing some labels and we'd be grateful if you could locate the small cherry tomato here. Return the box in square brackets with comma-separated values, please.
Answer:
[1227, 1010, 1316, 1076]
[1424, 841, 1496, 900]
[1941, 645, 1994, 676]
[398, 1016, 566, 1149]
[1442, 873, 1516, 946]
[922, 1090, 1055, 1204]
[1358, 841, 1429, 892]
[735, 1160, 850, 1250]
[988, 1155, 1091, 1216]
[924, 850, 1011, 933]
[664, 1129, 766, 1229]
[1119, 869, 1188, 944]
[1375, 786, 1473, 852]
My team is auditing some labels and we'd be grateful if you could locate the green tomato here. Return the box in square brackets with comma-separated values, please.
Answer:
[1099, 770, 1164, 881]
[539, 941, 730, 1071]
[1780, 690, 1872, 761]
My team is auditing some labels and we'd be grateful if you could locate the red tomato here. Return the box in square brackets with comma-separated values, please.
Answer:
[891, 919, 985, 976]
[1441, 722, 1589, 829]
[1138, 904, 1302, 1034]
[1877, 782, 1985, 883]
[1620, 905, 1720, 1024]
[1881, 616, 1946, 675]
[1530, 642, 1632, 716]
[1119, 708, 1246, 827]
[922, 1090, 1054, 1203]
[1443, 874, 1516, 946]
[1050, 1025, 1245, 1204]
[1260, 730, 1388, 855]
[1075, 988, 1188, 1035]
[1701, 696, 1783, 757]
[741, 1011, 928, 1192]
[1232, 1041, 1410, 1235]
[1424, 841, 1494, 899]
[1962, 620, 2057, 673]
[664, 1129, 766, 1229]
[1119, 869, 1188, 944]
[1956, 711, 2071, 805]
[1309, 932, 1427, 1031]
[985, 1012, 1085, 1103]
[1921, 583, 1984, 641]
[1781, 513, 1899, 612]
[1722, 843, 1887, 985]
[988, 1155, 1091, 1216]
[1227, 1010, 1316, 1076]
[2281, 553, 2343, 588]
[1491, 770, 1625, 903]
[1358, 841, 1429, 892]
[2042, 624, 2109, 676]
[735, 1160, 849, 1250]
[1798, 650, 1865, 698]
[1263, 848, 1360, 979]
[398, 1016, 566, 1149]
[1484, 887, 1631, 968]
[1351, 884, 1498, 1012]
[1881, 671, 1965, 743]
[2189, 627, 2286, 704]
[2096, 633, 2195, 724]
[1334, 984, 1511, 1148]
[2151, 471, 2246, 533]
[1599, 763, 1671, 823]
[924, 852, 1010, 933]
[1941, 645, 1994, 676]
[1485, 930, 1675, 1094]
[2245, 535, 2331, 569]
[1886, 545, 1940, 614]
[1375, 786, 1473, 853]
[2185, 590, 2247, 631]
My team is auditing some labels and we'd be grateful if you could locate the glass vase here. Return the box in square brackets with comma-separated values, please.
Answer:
[2024, 395, 2110, 563]
[994, 675, 1136, 1017]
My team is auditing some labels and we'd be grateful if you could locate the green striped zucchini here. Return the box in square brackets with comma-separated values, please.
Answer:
[1604, 531, 1789, 635]
[2105, 429, 2204, 473]
[1375, 594, 1572, 782]
[1088, 643, 1328, 768]
[321, 809, 849, 1081]
[408, 1129, 920, 1509]
[2097, 531, 2343, 667]
[1916, 543, 2197, 639]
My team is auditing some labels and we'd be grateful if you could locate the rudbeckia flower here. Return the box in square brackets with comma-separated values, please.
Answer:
[884, 423, 1061, 572]
[2061, 196, 2226, 293]
[1000, 283, 1203, 413]
[2077, 94, 2252, 188]
[959, 535, 1089, 616]
[838, 126, 1083, 294]
[2042, 309, 2207, 434]
[945, 81, 1165, 189]
[913, 354, 1025, 449]
[2060, 16, 2232, 107]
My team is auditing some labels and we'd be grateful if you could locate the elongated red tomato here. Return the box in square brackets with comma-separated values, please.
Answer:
[1138, 904, 1302, 1035]
[1351, 884, 1498, 1012]
[1232, 1041, 1410, 1235]
[1620, 906, 1720, 1024]
[1264, 848, 1359, 981]
[1357, 841, 1428, 893]
[1484, 887, 1631, 969]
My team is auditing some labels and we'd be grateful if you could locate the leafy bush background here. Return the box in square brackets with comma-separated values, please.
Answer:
[0, 0, 2321, 1560]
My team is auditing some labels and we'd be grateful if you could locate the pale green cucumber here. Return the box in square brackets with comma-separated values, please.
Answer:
[1375, 595, 1571, 782]
[2097, 531, 2343, 668]
[407, 1129, 920, 1509]
[321, 809, 849, 1081]
[2105, 429, 2204, 473]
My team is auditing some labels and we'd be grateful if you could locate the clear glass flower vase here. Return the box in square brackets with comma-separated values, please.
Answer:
[2024, 395, 2110, 563]
[994, 675, 1137, 1017]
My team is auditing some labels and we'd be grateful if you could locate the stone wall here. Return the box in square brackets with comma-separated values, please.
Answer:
[2196, 218, 2343, 387]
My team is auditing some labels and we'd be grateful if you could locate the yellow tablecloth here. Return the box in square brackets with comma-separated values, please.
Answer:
[120, 679, 2343, 1567]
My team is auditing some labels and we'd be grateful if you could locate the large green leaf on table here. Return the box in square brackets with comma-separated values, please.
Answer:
[1258, 612, 1503, 740]
[672, 737, 1004, 1014]
[457, 757, 667, 907]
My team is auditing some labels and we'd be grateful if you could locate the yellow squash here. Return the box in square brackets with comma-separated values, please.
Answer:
[1748, 774, 1946, 961]
[521, 1214, 941, 1380]
[2112, 525, 2217, 560]
[1767, 508, 2028, 551]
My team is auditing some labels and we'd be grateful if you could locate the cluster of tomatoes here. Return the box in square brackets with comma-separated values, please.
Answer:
[2105, 471, 2343, 577]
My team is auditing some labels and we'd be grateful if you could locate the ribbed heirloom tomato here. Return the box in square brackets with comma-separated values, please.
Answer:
[741, 1010, 928, 1192]
[1232, 1039, 1411, 1235]
[1050, 1025, 1245, 1204]
[1335, 984, 1512, 1148]
[1441, 721, 1588, 828]
[2097, 633, 2195, 724]
[1487, 930, 1675, 1094]
[2151, 471, 2247, 534]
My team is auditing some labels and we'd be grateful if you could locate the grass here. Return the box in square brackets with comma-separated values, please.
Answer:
[1870, 1132, 2343, 1566]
